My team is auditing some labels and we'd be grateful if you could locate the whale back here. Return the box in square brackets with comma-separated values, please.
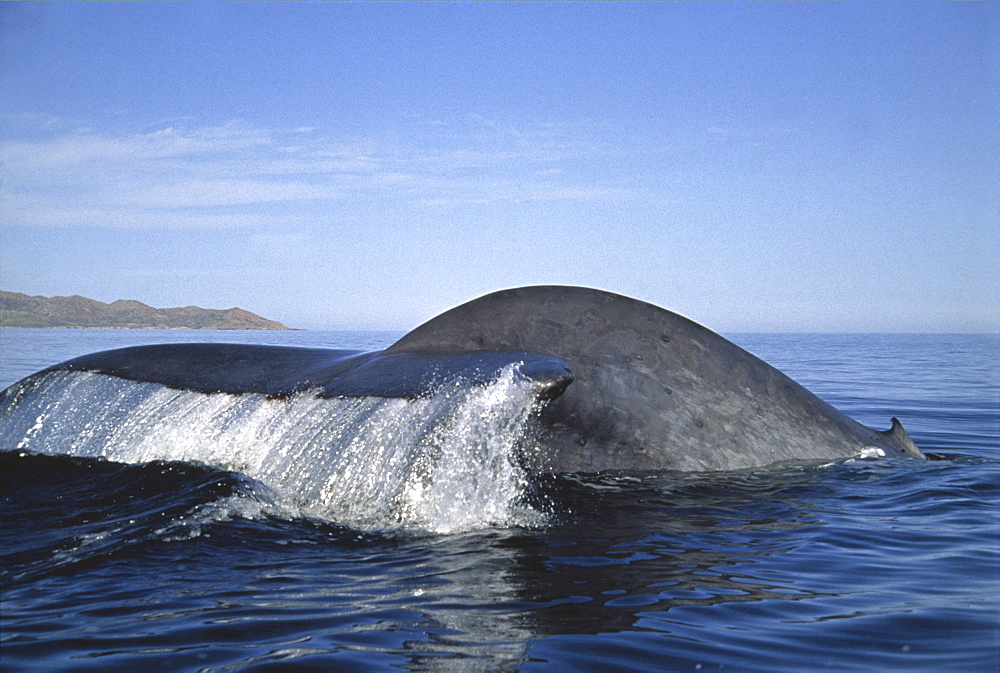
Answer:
[387, 286, 923, 471]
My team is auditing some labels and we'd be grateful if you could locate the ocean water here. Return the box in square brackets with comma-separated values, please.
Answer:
[0, 328, 997, 672]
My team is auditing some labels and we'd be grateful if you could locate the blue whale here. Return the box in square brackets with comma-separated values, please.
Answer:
[0, 286, 924, 472]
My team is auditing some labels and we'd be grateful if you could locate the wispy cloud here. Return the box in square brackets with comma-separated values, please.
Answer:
[3, 122, 272, 172]
[1, 116, 638, 228]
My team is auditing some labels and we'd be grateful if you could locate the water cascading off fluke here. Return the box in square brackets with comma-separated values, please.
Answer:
[0, 365, 551, 533]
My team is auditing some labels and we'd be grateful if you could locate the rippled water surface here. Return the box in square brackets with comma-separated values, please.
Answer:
[1, 329, 997, 672]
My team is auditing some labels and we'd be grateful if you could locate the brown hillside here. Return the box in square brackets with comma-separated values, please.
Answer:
[0, 291, 291, 330]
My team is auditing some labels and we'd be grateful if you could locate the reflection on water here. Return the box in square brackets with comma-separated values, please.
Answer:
[376, 453, 996, 672]
[0, 454, 858, 672]
[1, 447, 995, 672]
[342, 467, 839, 671]
[408, 469, 832, 639]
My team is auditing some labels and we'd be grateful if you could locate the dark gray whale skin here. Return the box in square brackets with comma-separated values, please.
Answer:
[3, 286, 924, 472]
[42, 343, 573, 401]
[384, 286, 925, 472]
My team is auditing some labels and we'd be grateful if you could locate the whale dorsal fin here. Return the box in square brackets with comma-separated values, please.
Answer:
[876, 418, 925, 459]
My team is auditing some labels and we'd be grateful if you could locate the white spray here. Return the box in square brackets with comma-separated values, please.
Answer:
[0, 366, 549, 533]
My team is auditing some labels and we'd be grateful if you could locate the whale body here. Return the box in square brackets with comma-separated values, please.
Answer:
[0, 286, 924, 472]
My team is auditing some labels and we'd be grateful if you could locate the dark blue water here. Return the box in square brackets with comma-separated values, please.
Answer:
[1, 329, 997, 672]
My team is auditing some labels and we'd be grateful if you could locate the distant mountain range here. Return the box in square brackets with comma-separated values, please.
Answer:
[0, 291, 291, 330]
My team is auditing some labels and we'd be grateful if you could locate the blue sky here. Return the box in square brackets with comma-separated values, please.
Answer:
[2, 2, 997, 331]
